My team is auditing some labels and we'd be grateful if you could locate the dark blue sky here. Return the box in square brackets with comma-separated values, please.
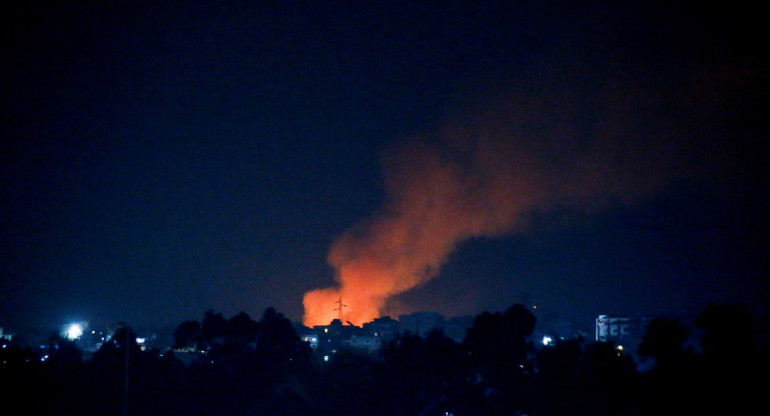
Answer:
[2, 1, 767, 334]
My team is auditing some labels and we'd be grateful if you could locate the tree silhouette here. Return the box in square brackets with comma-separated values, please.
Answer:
[463, 303, 535, 373]
[257, 307, 312, 376]
[88, 325, 145, 415]
[635, 317, 699, 414]
[91, 325, 142, 367]
[696, 302, 757, 367]
[46, 331, 82, 365]
[461, 304, 536, 415]
[693, 302, 760, 414]
[172, 319, 201, 350]
[637, 317, 694, 372]
[201, 310, 228, 347]
[531, 337, 585, 415]
[226, 311, 260, 348]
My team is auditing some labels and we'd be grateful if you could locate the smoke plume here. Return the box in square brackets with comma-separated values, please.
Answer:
[302, 58, 761, 327]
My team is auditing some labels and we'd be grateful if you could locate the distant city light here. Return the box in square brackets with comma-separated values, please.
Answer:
[64, 323, 84, 340]
[542, 335, 554, 346]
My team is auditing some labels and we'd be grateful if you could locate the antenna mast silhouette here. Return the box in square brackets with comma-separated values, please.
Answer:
[333, 297, 347, 323]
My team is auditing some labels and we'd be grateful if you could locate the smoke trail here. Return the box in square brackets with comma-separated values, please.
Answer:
[302, 58, 760, 327]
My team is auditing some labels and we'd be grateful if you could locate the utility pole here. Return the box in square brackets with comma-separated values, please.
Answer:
[122, 323, 130, 416]
[333, 298, 347, 323]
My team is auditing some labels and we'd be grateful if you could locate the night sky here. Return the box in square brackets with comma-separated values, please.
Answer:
[2, 1, 767, 334]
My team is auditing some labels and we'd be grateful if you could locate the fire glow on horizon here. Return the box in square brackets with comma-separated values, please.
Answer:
[302, 134, 599, 327]
[301, 62, 754, 327]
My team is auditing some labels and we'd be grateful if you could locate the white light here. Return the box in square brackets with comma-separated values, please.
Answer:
[323, 355, 329, 362]
[542, 335, 554, 346]
[136, 337, 146, 344]
[64, 323, 83, 340]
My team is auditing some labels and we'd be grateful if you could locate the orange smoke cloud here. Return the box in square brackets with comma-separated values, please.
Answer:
[302, 134, 633, 326]
[302, 59, 756, 327]
[302, 137, 567, 326]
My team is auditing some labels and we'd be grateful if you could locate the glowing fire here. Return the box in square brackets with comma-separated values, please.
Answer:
[302, 288, 382, 327]
[302, 68, 725, 327]
[301, 138, 538, 327]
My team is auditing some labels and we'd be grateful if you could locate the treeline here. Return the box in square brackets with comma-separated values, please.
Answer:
[1, 302, 768, 415]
